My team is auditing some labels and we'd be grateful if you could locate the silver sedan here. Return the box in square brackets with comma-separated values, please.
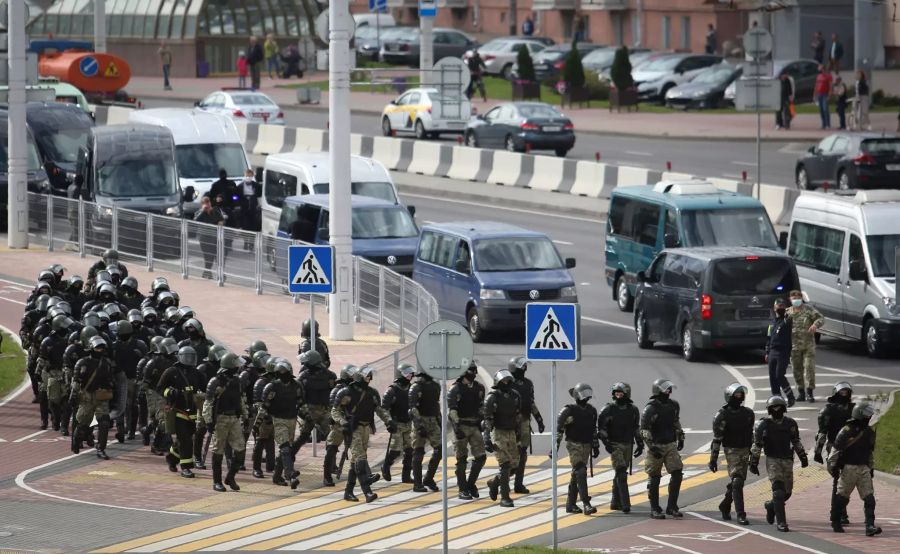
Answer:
[195, 90, 285, 125]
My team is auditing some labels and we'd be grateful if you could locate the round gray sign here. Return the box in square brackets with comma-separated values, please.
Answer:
[414, 320, 474, 381]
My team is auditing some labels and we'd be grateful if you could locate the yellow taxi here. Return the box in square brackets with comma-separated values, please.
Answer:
[380, 87, 471, 140]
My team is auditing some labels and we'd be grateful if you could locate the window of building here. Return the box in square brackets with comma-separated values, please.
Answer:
[662, 16, 671, 49]
[681, 16, 690, 50]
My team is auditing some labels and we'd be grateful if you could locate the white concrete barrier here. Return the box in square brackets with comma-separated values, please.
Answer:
[294, 128, 327, 153]
[252, 124, 286, 155]
[570, 161, 607, 197]
[407, 141, 445, 176]
[106, 106, 133, 125]
[447, 146, 487, 182]
[486, 151, 525, 186]
[617, 166, 654, 187]
[371, 136, 404, 170]
[528, 155, 567, 192]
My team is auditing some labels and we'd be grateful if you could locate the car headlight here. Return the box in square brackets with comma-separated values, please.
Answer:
[65, 171, 76, 183]
[165, 206, 182, 217]
[40, 179, 52, 193]
[884, 297, 899, 316]
[689, 89, 708, 99]
[480, 289, 506, 300]
[102, 207, 113, 216]
[560, 286, 577, 298]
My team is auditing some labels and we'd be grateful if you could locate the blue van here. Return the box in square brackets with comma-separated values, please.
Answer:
[275, 194, 420, 277]
[606, 180, 779, 312]
[413, 221, 577, 341]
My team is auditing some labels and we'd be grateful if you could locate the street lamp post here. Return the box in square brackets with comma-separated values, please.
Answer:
[94, 0, 106, 53]
[7, 0, 28, 248]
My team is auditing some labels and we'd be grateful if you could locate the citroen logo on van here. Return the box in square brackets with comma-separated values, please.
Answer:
[529, 290, 540, 300]
[387, 255, 397, 265]
[750, 296, 761, 307]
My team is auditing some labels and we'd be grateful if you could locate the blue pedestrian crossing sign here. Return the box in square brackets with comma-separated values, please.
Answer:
[288, 245, 335, 294]
[525, 303, 580, 362]
[369, 0, 387, 11]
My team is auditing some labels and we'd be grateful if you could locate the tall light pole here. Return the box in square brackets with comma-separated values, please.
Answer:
[94, 0, 106, 53]
[7, 0, 28, 248]
[328, 0, 354, 341]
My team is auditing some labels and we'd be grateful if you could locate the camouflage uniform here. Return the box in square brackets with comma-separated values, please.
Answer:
[71, 347, 117, 458]
[788, 302, 824, 397]
[204, 360, 248, 492]
[827, 403, 881, 536]
[641, 384, 685, 518]
[709, 385, 755, 523]
[409, 373, 443, 492]
[510, 363, 544, 494]
[448, 368, 486, 499]
[38, 325, 70, 431]
[815, 384, 855, 525]
[557, 385, 599, 515]
[483, 372, 521, 508]
[292, 357, 338, 482]
[382, 371, 414, 484]
[259, 365, 303, 488]
[597, 385, 643, 513]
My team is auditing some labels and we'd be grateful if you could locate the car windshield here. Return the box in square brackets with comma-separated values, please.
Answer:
[639, 56, 682, 72]
[313, 181, 398, 203]
[866, 234, 900, 277]
[35, 126, 91, 164]
[517, 104, 562, 118]
[98, 156, 178, 197]
[480, 39, 510, 51]
[711, 258, 798, 295]
[861, 139, 900, 155]
[692, 67, 735, 84]
[175, 143, 248, 179]
[0, 136, 42, 172]
[533, 49, 566, 62]
[351, 207, 418, 239]
[474, 237, 564, 271]
[583, 49, 616, 66]
[681, 208, 778, 249]
[230, 94, 275, 106]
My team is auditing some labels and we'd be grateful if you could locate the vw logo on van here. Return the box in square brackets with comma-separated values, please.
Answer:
[529, 290, 540, 300]
[387, 255, 397, 265]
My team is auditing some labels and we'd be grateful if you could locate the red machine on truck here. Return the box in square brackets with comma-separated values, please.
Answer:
[30, 40, 136, 104]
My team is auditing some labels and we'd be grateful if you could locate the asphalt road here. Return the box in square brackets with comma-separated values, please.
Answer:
[140, 97, 807, 187]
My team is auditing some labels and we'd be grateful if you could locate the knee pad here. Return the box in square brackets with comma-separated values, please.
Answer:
[864, 494, 876, 509]
[732, 476, 745, 490]
[670, 469, 683, 479]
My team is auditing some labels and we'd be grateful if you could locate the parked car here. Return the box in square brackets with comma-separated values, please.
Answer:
[633, 54, 723, 102]
[511, 43, 602, 82]
[464, 102, 574, 156]
[725, 59, 820, 105]
[380, 87, 471, 139]
[462, 38, 547, 79]
[787, 190, 900, 357]
[380, 28, 476, 66]
[413, 221, 577, 341]
[195, 90, 285, 125]
[634, 247, 800, 361]
[795, 133, 900, 190]
[665, 64, 742, 110]
[598, 49, 656, 80]
[356, 26, 410, 61]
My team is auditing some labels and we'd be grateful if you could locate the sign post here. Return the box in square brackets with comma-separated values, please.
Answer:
[525, 302, 581, 551]
[418, 0, 437, 85]
[741, 26, 773, 198]
[288, 245, 336, 354]
[415, 320, 473, 554]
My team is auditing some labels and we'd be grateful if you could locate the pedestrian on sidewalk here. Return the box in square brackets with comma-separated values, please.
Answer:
[775, 73, 794, 130]
[811, 31, 825, 65]
[833, 76, 848, 129]
[788, 290, 823, 402]
[193, 196, 224, 279]
[158, 40, 173, 91]
[280, 44, 304, 79]
[709, 383, 755, 526]
[814, 65, 833, 129]
[641, 379, 685, 520]
[827, 401, 882, 536]
[236, 51, 248, 89]
[557, 383, 599, 516]
[264, 34, 280, 79]
[829, 33, 844, 73]
[855, 70, 871, 131]
[598, 382, 643, 514]
[522, 16, 534, 37]
[705, 24, 717, 55]
[247, 36, 264, 91]
[766, 298, 796, 406]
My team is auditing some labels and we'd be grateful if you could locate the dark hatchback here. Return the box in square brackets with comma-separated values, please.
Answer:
[795, 133, 900, 191]
[633, 247, 800, 362]
[464, 102, 575, 156]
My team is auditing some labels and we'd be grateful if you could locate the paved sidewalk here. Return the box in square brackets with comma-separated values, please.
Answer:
[128, 73, 900, 141]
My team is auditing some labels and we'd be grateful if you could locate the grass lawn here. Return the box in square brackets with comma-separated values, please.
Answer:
[481, 547, 585, 554]
[0, 329, 26, 399]
[874, 391, 900, 475]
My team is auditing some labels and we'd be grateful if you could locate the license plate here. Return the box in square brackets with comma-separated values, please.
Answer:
[887, 164, 900, 171]
[252, 112, 267, 118]
[446, 122, 464, 128]
[542, 126, 561, 132]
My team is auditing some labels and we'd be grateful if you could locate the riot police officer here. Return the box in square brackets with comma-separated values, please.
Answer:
[557, 383, 599, 515]
[70, 336, 117, 459]
[597, 382, 643, 513]
[178, 318, 212, 362]
[332, 365, 395, 503]
[815, 381, 855, 526]
[483, 369, 521, 508]
[193, 344, 227, 469]
[293, 350, 338, 485]
[709, 383, 755, 525]
[828, 401, 881, 536]
[250, 351, 276, 479]
[750, 396, 808, 532]
[448, 361, 486, 500]
[409, 367, 442, 493]
[38, 314, 74, 431]
[110, 321, 148, 442]
[641, 379, 685, 520]
[118, 276, 145, 311]
[297, 319, 330, 368]
[508, 356, 544, 494]
[204, 352, 248, 493]
[146, 337, 179, 455]
[60, 329, 87, 436]
[382, 364, 415, 484]
[327, 364, 358, 483]
[258, 359, 303, 489]
[87, 249, 128, 290]
[157, 346, 206, 478]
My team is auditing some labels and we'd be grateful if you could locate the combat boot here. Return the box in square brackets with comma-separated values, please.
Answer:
[864, 494, 882, 536]
[456, 465, 471, 500]
[610, 476, 622, 511]
[797, 389, 806, 402]
[39, 394, 49, 430]
[225, 452, 242, 491]
[499, 463, 515, 508]
[252, 442, 265, 478]
[565, 479, 582, 513]
[614, 469, 631, 513]
[272, 457, 287, 486]
[733, 477, 748, 525]
[95, 416, 110, 460]
[719, 482, 733, 520]
[382, 450, 400, 482]
[488, 474, 500, 501]
[344, 467, 359, 502]
[412, 448, 427, 492]
[831, 494, 848, 533]
[181, 467, 195, 479]
[577, 467, 597, 515]
[774, 489, 789, 532]
[514, 447, 530, 494]
[765, 501, 775, 525]
[648, 475, 665, 519]
[423, 452, 441, 492]
[280, 445, 299, 490]
[323, 445, 338, 487]
[467, 455, 486, 499]
[212, 453, 226, 492]
[357, 461, 378, 503]
[401, 448, 414, 484]
[785, 389, 796, 408]
[665, 470, 683, 518]
[70, 425, 82, 454]
[193, 430, 206, 469]
[807, 388, 815, 403]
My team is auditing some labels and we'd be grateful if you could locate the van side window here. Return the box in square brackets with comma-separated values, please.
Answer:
[455, 240, 472, 273]
[278, 205, 298, 234]
[664, 209, 680, 246]
[433, 234, 458, 268]
[788, 222, 844, 274]
[265, 170, 297, 208]
[661, 254, 696, 289]
[608, 196, 630, 237]
[417, 231, 438, 263]
[647, 254, 667, 283]
[289, 205, 320, 243]
[848, 234, 867, 280]
[634, 203, 660, 247]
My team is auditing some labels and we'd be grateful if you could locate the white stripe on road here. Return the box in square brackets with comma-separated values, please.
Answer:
[624, 150, 653, 157]
[732, 161, 757, 167]
[13, 429, 47, 443]
[401, 193, 602, 224]
[692, 441, 712, 454]
[819, 365, 900, 386]
[638, 535, 704, 554]
[0, 296, 26, 306]
[687, 511, 829, 553]
[581, 316, 633, 331]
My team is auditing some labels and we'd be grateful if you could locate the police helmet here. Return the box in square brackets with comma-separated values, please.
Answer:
[611, 382, 632, 399]
[832, 382, 853, 396]
[157, 291, 176, 308]
[39, 269, 55, 283]
[275, 359, 294, 376]
[95, 270, 112, 286]
[98, 283, 117, 299]
[852, 401, 876, 422]
[207, 344, 227, 363]
[35, 294, 52, 312]
[82, 312, 100, 328]
[766, 395, 788, 414]
[265, 356, 282, 374]
[220, 352, 242, 371]
[102, 249, 119, 263]
[150, 335, 165, 353]
[52, 314, 74, 332]
[68, 331, 80, 344]
[177, 306, 195, 321]
[507, 356, 527, 374]
[47, 296, 64, 308]
[121, 276, 139, 292]
[651, 379, 676, 396]
[299, 350, 323, 367]
[724, 383, 747, 404]
[151, 277, 169, 294]
[170, 291, 180, 307]
[97, 311, 110, 324]
[127, 310, 143, 324]
[340, 364, 358, 381]
[104, 303, 122, 320]
[89, 335, 108, 351]
[252, 350, 271, 370]
[51, 263, 66, 278]
[164, 306, 180, 323]
[177, 346, 198, 367]
[80, 326, 99, 347]
[395, 363, 416, 380]
[301, 319, 319, 338]
[159, 337, 179, 356]
[35, 282, 52, 296]
[117, 321, 133, 337]
[354, 365, 375, 383]
[68, 275, 84, 289]
[107, 266, 123, 284]
[54, 301, 72, 316]
[569, 383, 593, 401]
[183, 318, 203, 334]
[494, 369, 514, 386]
[141, 306, 158, 321]
[246, 339, 269, 355]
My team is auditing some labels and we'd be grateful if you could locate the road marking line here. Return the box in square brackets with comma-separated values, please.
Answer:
[625, 150, 653, 156]
[819, 365, 900, 386]
[0, 296, 26, 306]
[13, 429, 47, 443]
[719, 363, 756, 409]
[14, 452, 201, 517]
[692, 441, 712, 454]
[582, 315, 633, 331]
[401, 193, 602, 223]
[638, 534, 704, 554]
[687, 511, 829, 553]
[732, 161, 757, 167]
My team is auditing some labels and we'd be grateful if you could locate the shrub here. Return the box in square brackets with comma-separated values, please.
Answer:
[610, 45, 634, 91]
[561, 40, 586, 90]
[873, 89, 900, 107]
[585, 71, 610, 101]
[516, 44, 536, 82]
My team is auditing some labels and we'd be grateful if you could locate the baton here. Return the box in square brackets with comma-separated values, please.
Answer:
[201, 431, 213, 466]
[589, 452, 594, 478]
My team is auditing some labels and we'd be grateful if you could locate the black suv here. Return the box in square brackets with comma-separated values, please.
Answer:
[633, 247, 800, 362]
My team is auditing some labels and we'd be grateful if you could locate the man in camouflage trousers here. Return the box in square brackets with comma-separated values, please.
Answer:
[292, 350, 337, 487]
[709, 383, 755, 525]
[326, 365, 357, 484]
[409, 367, 443, 493]
[508, 357, 545, 494]
[828, 401, 882, 536]
[641, 379, 685, 520]
[483, 369, 521, 508]
[258, 359, 303, 489]
[788, 290, 824, 402]
[598, 382, 643, 513]
[448, 361, 486, 500]
[382, 364, 415, 484]
[203, 353, 247, 492]
[815, 381, 855, 525]
[557, 383, 599, 515]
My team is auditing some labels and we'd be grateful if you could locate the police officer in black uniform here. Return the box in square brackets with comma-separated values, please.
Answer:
[815, 381, 855, 526]
[297, 319, 330, 369]
[408, 367, 443, 493]
[157, 346, 205, 478]
[38, 314, 74, 430]
[556, 383, 599, 515]
[65, 275, 87, 319]
[381, 364, 415, 484]
[258, 359, 304, 489]
[192, 344, 227, 469]
[641, 379, 686, 520]
[293, 350, 338, 486]
[828, 401, 881, 536]
[483, 369, 521, 508]
[598, 382, 643, 513]
[70, 336, 117, 458]
[118, 276, 145, 311]
[111, 320, 148, 442]
[448, 361, 487, 500]
[204, 353, 247, 493]
[508, 356, 545, 494]
[250, 352, 276, 479]
[709, 383, 755, 525]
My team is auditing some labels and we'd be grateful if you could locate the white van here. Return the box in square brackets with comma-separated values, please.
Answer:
[260, 152, 402, 237]
[128, 108, 250, 215]
[787, 190, 900, 357]
[353, 13, 396, 28]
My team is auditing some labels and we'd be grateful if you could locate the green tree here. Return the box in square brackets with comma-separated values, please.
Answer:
[516, 44, 536, 82]
[561, 40, 585, 89]
[610, 45, 634, 91]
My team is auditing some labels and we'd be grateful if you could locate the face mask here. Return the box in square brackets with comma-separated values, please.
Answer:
[92, 349, 105, 358]
[791, 299, 802, 307]
[770, 407, 785, 419]
[188, 330, 200, 339]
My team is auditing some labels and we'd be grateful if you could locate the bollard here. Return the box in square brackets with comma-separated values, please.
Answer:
[823, 182, 829, 193]
[742, 170, 748, 181]
[392, 129, 397, 138]
[457, 135, 463, 145]
[595, 152, 601, 162]
[78, 198, 86, 258]
[525, 143, 531, 154]
[146, 216, 154, 272]
[666, 161, 672, 171]
[47, 194, 54, 251]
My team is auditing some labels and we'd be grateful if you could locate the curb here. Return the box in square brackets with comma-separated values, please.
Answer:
[0, 323, 29, 408]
